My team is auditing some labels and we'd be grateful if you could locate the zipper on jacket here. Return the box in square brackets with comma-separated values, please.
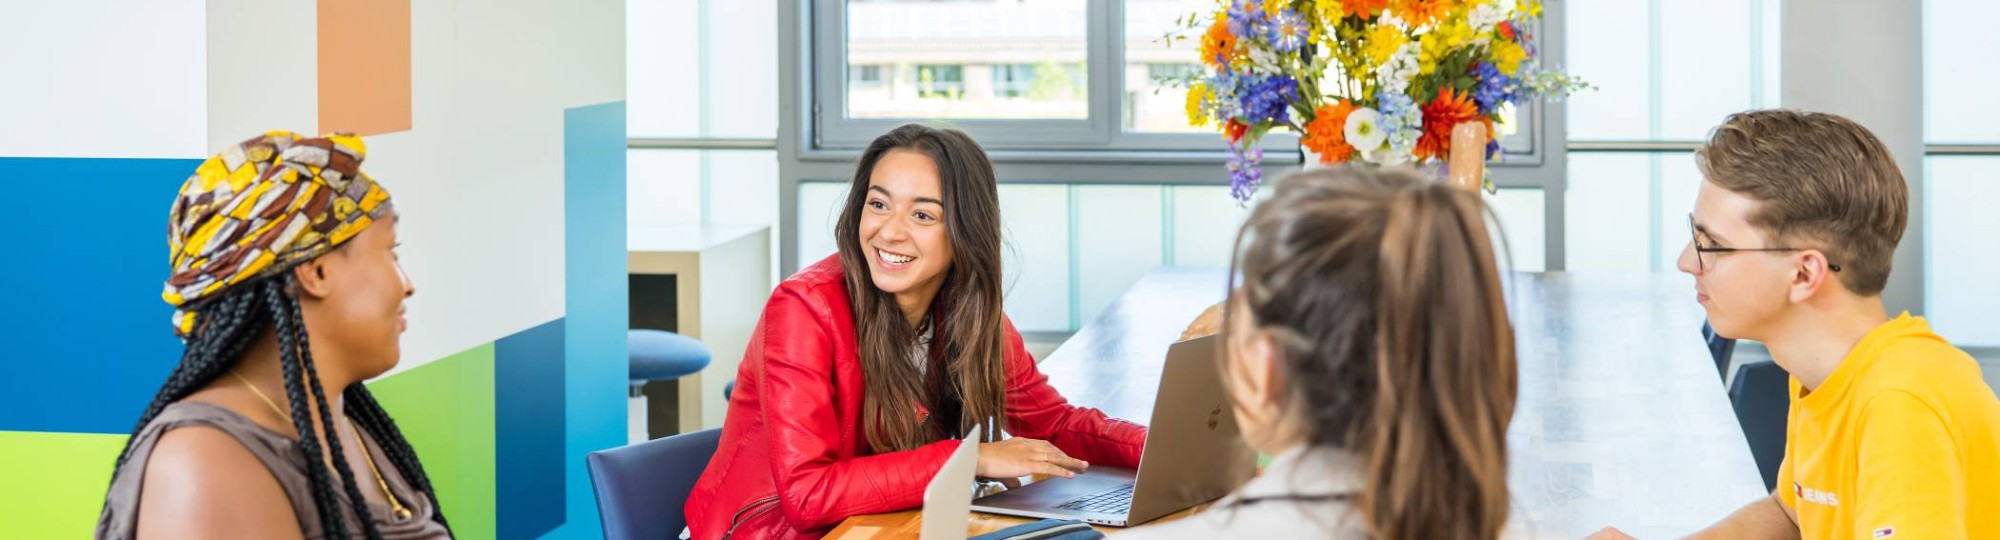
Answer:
[719, 495, 781, 540]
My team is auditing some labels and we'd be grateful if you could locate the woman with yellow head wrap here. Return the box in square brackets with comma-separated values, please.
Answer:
[96, 132, 452, 539]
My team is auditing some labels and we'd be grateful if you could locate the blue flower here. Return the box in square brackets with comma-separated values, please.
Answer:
[1205, 71, 1246, 121]
[1471, 62, 1516, 111]
[1240, 73, 1298, 124]
[1268, 9, 1308, 53]
[1377, 90, 1423, 156]
[1226, 0, 1268, 40]
[1227, 143, 1265, 203]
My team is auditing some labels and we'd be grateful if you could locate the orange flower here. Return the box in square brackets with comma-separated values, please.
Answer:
[1393, 0, 1453, 27]
[1200, 15, 1242, 68]
[1303, 100, 1358, 163]
[1224, 119, 1250, 143]
[1415, 88, 1491, 161]
[1343, 0, 1390, 17]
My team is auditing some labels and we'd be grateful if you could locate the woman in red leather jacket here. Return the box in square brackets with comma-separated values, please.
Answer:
[683, 124, 1149, 539]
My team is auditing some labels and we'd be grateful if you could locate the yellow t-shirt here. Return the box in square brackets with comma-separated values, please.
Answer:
[1776, 313, 2000, 539]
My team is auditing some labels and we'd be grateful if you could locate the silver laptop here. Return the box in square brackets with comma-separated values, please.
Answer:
[969, 334, 1257, 527]
[920, 425, 982, 540]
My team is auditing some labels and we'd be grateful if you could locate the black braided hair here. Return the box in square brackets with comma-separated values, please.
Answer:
[265, 277, 378, 540]
[346, 385, 454, 534]
[104, 274, 453, 538]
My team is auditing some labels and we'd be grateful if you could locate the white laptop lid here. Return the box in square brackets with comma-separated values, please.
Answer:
[920, 425, 983, 540]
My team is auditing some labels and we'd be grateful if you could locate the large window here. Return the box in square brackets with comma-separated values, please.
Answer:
[824, 0, 1105, 146]
[784, 0, 1569, 331]
[1562, 0, 1779, 275]
[1925, 0, 2000, 349]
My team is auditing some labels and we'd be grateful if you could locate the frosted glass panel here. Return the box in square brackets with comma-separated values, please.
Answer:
[796, 182, 850, 265]
[627, 0, 702, 137]
[1659, 0, 1752, 140]
[1565, 0, 1650, 140]
[709, 151, 782, 281]
[1488, 189, 1545, 273]
[1170, 186, 1250, 267]
[1757, 0, 1780, 108]
[707, 0, 779, 138]
[1566, 154, 1651, 272]
[1920, 0, 2000, 144]
[1927, 0, 2000, 143]
[1076, 186, 1165, 326]
[1927, 157, 2000, 346]
[1656, 154, 1702, 272]
[628, 149, 702, 228]
[998, 185, 1073, 333]
[707, 151, 780, 227]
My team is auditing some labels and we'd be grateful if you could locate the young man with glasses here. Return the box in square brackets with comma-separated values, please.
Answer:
[1591, 110, 2000, 540]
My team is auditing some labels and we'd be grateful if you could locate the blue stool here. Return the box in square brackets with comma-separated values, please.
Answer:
[630, 329, 710, 440]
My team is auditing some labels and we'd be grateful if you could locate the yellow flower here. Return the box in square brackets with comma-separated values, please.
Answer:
[1186, 83, 1212, 127]
[1362, 23, 1408, 67]
[1417, 17, 1473, 74]
[1309, 0, 1342, 44]
[1264, 0, 1285, 15]
[1491, 39, 1527, 74]
[1435, 17, 1474, 48]
[1516, 0, 1542, 18]
[1316, 0, 1345, 22]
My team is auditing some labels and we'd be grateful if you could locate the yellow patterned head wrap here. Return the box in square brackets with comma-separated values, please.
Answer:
[163, 131, 393, 337]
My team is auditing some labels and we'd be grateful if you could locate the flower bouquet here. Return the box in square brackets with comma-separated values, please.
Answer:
[1175, 0, 1589, 201]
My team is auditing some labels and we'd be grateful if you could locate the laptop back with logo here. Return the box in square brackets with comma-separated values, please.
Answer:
[1125, 334, 1258, 523]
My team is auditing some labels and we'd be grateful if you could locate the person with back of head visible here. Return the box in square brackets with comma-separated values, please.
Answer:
[1126, 165, 1520, 540]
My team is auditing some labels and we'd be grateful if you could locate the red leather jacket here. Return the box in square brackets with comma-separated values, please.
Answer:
[684, 255, 1148, 540]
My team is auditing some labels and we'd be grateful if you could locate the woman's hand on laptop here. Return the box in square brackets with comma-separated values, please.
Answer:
[1179, 303, 1224, 342]
[977, 437, 1090, 480]
[1584, 526, 1638, 540]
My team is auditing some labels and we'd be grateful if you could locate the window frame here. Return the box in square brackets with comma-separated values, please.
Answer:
[786, 0, 1572, 274]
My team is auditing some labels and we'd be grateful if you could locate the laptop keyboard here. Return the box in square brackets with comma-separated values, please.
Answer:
[1053, 484, 1134, 514]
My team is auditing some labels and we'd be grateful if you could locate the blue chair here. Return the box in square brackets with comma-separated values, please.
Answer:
[630, 329, 711, 439]
[1703, 319, 1786, 491]
[587, 428, 723, 540]
[1701, 320, 1738, 384]
[1730, 361, 1790, 491]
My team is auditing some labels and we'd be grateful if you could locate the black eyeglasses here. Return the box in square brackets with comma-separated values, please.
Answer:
[1687, 214, 1841, 273]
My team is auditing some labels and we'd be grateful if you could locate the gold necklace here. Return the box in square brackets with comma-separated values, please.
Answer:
[231, 371, 414, 520]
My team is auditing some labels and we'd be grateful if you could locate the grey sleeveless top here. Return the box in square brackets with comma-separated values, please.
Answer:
[95, 401, 452, 540]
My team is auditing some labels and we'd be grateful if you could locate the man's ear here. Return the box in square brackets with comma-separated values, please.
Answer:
[291, 257, 335, 301]
[1788, 250, 1836, 304]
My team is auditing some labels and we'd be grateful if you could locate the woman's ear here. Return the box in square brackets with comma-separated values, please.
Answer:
[1238, 330, 1284, 410]
[291, 257, 335, 301]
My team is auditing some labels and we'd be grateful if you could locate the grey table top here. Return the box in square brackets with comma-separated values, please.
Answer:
[1034, 267, 1769, 539]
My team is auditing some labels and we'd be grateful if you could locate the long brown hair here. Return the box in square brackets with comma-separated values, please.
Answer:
[835, 124, 1008, 452]
[1226, 167, 1517, 539]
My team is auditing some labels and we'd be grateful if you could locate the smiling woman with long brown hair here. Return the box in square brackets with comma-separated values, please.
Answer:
[683, 124, 1148, 540]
